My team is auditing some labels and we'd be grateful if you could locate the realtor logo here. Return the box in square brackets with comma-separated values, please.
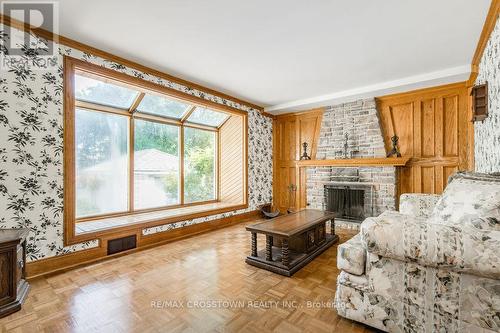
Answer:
[1, 1, 59, 70]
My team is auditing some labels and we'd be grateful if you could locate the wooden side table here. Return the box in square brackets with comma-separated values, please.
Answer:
[0, 229, 30, 318]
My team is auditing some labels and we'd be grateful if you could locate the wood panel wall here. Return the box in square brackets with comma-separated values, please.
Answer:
[376, 82, 472, 195]
[219, 115, 246, 204]
[273, 109, 323, 212]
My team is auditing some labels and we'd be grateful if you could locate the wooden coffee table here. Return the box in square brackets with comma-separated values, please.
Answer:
[245, 209, 338, 276]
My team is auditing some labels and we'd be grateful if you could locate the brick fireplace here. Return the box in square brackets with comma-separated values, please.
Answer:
[306, 99, 397, 220]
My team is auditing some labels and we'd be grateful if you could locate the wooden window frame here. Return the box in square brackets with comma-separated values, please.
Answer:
[64, 56, 248, 245]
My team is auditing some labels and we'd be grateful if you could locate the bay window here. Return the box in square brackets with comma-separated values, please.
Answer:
[64, 57, 247, 244]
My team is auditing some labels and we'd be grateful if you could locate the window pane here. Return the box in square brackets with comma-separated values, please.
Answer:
[137, 94, 191, 119]
[75, 74, 139, 109]
[134, 120, 180, 209]
[184, 127, 216, 203]
[75, 109, 129, 218]
[186, 107, 228, 127]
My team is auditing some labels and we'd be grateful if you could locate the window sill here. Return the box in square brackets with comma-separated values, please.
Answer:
[71, 201, 247, 242]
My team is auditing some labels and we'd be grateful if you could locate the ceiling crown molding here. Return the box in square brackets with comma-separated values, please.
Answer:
[265, 65, 471, 114]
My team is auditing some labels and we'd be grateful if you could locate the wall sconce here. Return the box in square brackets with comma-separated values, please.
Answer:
[471, 82, 488, 122]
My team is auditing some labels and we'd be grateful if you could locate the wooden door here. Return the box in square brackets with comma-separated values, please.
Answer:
[273, 109, 323, 212]
[377, 83, 472, 195]
[274, 115, 298, 212]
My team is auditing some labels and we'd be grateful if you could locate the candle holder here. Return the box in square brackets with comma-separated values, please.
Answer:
[387, 135, 402, 157]
[300, 142, 311, 160]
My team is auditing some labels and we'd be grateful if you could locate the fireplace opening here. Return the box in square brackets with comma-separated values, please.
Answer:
[324, 184, 373, 222]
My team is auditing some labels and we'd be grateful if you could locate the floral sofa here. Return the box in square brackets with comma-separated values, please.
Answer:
[334, 172, 500, 332]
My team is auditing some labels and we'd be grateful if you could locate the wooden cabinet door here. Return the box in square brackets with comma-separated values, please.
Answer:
[377, 84, 471, 195]
[0, 249, 13, 306]
[273, 109, 323, 212]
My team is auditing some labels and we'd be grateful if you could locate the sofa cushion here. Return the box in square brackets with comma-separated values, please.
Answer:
[430, 172, 500, 229]
[361, 210, 500, 279]
[399, 193, 441, 218]
[337, 233, 366, 275]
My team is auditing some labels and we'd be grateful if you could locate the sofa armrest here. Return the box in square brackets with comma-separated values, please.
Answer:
[399, 193, 440, 218]
[337, 233, 366, 275]
[361, 211, 500, 279]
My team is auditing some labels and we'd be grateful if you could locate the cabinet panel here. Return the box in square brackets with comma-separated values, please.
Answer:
[421, 99, 436, 157]
[282, 119, 297, 161]
[377, 83, 470, 195]
[443, 95, 459, 157]
[0, 250, 13, 306]
[421, 166, 435, 194]
[387, 102, 415, 156]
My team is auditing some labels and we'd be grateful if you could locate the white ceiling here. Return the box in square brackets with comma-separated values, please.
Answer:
[25, 1, 495, 112]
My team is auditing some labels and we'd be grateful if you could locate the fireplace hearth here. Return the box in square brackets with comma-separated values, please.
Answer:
[324, 183, 374, 222]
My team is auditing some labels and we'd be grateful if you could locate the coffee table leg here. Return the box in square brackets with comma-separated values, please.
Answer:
[266, 236, 273, 261]
[282, 238, 289, 267]
[330, 218, 335, 236]
[251, 232, 257, 257]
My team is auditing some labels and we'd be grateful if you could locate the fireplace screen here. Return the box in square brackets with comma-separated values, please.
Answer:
[324, 185, 367, 221]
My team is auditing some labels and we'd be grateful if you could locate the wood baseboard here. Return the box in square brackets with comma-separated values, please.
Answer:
[26, 210, 261, 279]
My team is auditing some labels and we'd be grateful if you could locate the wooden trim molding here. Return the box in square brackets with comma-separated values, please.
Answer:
[274, 108, 324, 119]
[27, 210, 260, 279]
[63, 56, 76, 247]
[0, 13, 272, 117]
[374, 81, 468, 101]
[466, 85, 476, 171]
[296, 157, 410, 167]
[468, 0, 500, 85]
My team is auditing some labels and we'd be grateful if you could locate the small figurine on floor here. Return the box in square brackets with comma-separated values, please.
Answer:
[387, 135, 402, 157]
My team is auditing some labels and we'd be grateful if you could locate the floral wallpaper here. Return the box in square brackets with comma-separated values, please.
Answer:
[475, 16, 500, 173]
[0, 24, 273, 261]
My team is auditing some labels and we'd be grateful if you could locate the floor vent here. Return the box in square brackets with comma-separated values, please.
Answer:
[107, 235, 137, 255]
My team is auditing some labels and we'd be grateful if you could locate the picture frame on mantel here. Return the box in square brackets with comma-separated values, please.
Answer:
[471, 82, 488, 122]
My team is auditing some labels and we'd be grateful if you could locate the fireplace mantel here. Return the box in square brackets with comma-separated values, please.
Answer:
[297, 157, 410, 167]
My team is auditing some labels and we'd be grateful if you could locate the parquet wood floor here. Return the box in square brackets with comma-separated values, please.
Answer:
[0, 219, 377, 333]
